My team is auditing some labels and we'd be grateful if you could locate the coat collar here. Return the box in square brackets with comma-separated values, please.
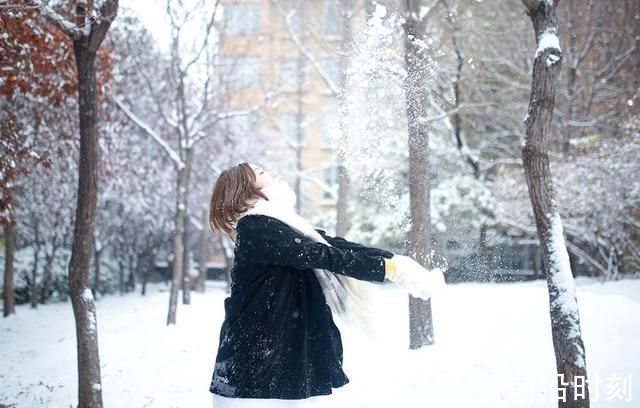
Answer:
[232, 179, 328, 246]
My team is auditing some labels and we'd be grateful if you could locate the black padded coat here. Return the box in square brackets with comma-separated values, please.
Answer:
[209, 214, 394, 399]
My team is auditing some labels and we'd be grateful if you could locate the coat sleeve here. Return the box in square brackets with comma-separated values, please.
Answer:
[314, 229, 395, 259]
[236, 215, 386, 282]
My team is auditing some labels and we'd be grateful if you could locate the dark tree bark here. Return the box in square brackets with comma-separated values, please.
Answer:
[3, 222, 16, 317]
[30, 221, 40, 308]
[140, 246, 153, 296]
[521, 1, 590, 406]
[70, 49, 102, 408]
[69, 44, 104, 408]
[127, 251, 135, 292]
[402, 0, 436, 349]
[93, 241, 102, 298]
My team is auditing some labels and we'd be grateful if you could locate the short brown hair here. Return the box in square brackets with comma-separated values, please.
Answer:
[209, 162, 269, 236]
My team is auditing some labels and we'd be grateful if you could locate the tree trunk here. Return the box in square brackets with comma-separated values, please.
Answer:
[31, 229, 40, 308]
[127, 252, 136, 292]
[479, 224, 490, 279]
[335, 164, 350, 237]
[42, 215, 60, 303]
[402, 0, 435, 349]
[167, 168, 187, 324]
[42, 250, 55, 303]
[68, 43, 104, 408]
[141, 253, 148, 296]
[218, 234, 234, 293]
[335, 0, 354, 238]
[180, 146, 194, 306]
[93, 244, 102, 299]
[521, 1, 590, 407]
[3, 222, 16, 317]
[118, 246, 125, 295]
[197, 209, 209, 293]
[182, 211, 191, 304]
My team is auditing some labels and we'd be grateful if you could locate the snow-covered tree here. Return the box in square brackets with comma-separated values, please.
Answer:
[520, 0, 590, 405]
[111, 1, 268, 324]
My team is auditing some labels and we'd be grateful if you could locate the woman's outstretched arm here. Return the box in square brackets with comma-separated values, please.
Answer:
[314, 229, 394, 258]
[235, 215, 388, 282]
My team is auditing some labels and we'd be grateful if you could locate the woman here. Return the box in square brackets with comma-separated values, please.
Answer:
[208, 162, 446, 407]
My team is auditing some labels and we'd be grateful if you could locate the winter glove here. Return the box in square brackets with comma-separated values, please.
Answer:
[384, 255, 446, 300]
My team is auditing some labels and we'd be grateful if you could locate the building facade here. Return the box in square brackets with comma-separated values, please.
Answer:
[218, 0, 367, 218]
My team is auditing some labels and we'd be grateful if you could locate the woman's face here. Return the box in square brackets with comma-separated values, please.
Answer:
[250, 163, 280, 190]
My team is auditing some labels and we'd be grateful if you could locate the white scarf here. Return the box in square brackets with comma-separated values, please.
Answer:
[230, 179, 377, 332]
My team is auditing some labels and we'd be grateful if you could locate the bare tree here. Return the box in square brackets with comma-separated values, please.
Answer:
[3, 221, 16, 316]
[29, 215, 40, 308]
[521, 0, 590, 406]
[113, 0, 263, 324]
[17, 1, 120, 406]
[402, 0, 439, 348]
[557, 0, 638, 158]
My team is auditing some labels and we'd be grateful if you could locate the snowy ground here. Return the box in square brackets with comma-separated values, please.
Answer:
[1, 277, 638, 407]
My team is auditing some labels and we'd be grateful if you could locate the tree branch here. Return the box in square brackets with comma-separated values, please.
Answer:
[111, 95, 185, 170]
[25, 0, 81, 39]
[87, 0, 119, 51]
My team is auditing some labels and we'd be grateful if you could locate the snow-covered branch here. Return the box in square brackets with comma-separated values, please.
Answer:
[25, 0, 81, 39]
[112, 95, 185, 170]
[180, 0, 220, 73]
[190, 102, 266, 147]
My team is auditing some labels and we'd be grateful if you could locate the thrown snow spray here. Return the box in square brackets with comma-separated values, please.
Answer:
[332, 4, 493, 277]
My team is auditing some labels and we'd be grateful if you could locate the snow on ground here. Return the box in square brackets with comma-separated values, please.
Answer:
[1, 277, 638, 407]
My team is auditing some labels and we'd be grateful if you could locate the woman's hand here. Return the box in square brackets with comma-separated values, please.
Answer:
[385, 255, 447, 300]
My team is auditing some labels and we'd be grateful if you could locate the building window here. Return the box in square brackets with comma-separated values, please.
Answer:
[320, 109, 341, 149]
[321, 57, 344, 92]
[322, 0, 341, 38]
[219, 56, 261, 90]
[279, 59, 308, 91]
[322, 165, 338, 202]
[222, 4, 261, 36]
[279, 112, 304, 147]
